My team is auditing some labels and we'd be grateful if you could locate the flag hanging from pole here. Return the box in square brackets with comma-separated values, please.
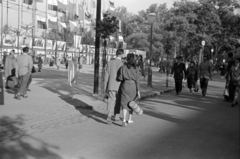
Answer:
[69, 20, 78, 33]
[109, 0, 115, 11]
[58, 0, 68, 13]
[68, 1, 76, 20]
[85, 11, 92, 21]
[23, 0, 33, 5]
[36, 16, 47, 29]
[48, 16, 58, 30]
[78, 3, 85, 21]
[48, 0, 58, 11]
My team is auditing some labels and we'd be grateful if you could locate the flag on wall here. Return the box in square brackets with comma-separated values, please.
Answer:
[48, 16, 58, 30]
[69, 20, 78, 33]
[92, 0, 96, 8]
[36, 16, 47, 29]
[21, 23, 34, 35]
[58, 0, 68, 13]
[23, 0, 33, 5]
[68, 1, 77, 20]
[109, 0, 115, 11]
[48, 0, 58, 11]
[78, 3, 85, 20]
[85, 12, 92, 21]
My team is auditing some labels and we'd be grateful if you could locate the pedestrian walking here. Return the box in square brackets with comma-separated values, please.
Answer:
[171, 56, 186, 95]
[38, 55, 43, 72]
[199, 55, 212, 97]
[78, 55, 83, 72]
[104, 49, 124, 124]
[186, 61, 198, 95]
[228, 58, 240, 107]
[15, 47, 33, 100]
[219, 62, 226, 78]
[117, 53, 141, 127]
[4, 50, 18, 89]
[225, 52, 235, 101]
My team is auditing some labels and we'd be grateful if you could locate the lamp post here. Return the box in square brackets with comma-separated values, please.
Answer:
[147, 13, 156, 87]
[199, 40, 205, 65]
[211, 48, 214, 61]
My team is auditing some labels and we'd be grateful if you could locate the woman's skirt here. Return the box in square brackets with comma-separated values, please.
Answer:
[120, 81, 137, 110]
[187, 77, 196, 89]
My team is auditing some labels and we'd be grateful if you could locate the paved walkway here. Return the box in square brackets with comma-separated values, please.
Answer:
[1, 64, 238, 159]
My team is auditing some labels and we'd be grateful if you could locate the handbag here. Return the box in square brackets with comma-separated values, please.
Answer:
[31, 66, 36, 73]
[128, 76, 143, 115]
[223, 88, 229, 97]
[128, 97, 143, 115]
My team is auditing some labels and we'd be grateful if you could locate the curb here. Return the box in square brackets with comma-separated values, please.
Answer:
[139, 88, 174, 100]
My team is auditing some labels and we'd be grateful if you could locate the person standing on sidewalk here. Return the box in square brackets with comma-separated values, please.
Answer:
[199, 55, 212, 97]
[104, 49, 124, 124]
[228, 58, 240, 107]
[38, 54, 43, 72]
[4, 50, 18, 89]
[171, 56, 186, 95]
[15, 47, 33, 100]
[225, 52, 235, 102]
[117, 53, 141, 127]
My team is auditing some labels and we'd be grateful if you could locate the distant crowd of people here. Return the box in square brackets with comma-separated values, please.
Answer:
[169, 50, 239, 107]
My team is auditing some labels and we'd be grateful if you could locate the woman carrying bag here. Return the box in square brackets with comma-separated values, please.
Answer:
[117, 53, 141, 127]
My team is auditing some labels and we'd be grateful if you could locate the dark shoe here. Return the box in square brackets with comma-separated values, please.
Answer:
[5, 86, 10, 89]
[14, 85, 20, 89]
[15, 94, 21, 100]
[111, 116, 120, 122]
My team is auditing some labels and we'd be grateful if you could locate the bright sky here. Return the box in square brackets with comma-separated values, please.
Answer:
[115, 0, 175, 14]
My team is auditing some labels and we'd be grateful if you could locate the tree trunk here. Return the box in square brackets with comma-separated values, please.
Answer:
[101, 39, 107, 96]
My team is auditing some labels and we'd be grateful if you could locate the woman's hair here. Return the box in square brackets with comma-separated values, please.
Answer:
[190, 61, 195, 65]
[126, 53, 136, 69]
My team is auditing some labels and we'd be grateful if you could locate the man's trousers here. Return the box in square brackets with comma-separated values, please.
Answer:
[18, 72, 30, 95]
[200, 78, 209, 95]
[107, 90, 120, 119]
[175, 79, 183, 94]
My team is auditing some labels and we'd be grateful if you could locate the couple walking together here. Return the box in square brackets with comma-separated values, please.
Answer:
[104, 49, 140, 127]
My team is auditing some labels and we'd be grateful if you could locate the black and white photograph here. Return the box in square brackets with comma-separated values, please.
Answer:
[0, 0, 239, 159]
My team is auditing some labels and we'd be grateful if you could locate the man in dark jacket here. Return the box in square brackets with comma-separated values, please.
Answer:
[199, 55, 212, 96]
[225, 52, 235, 101]
[171, 56, 186, 95]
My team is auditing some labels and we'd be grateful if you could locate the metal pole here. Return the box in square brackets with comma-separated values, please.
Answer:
[93, 0, 101, 94]
[6, 0, 8, 26]
[166, 54, 169, 87]
[32, 1, 36, 52]
[45, 0, 48, 61]
[1, 1, 3, 56]
[147, 23, 153, 87]
[55, 8, 58, 64]
[17, 0, 20, 53]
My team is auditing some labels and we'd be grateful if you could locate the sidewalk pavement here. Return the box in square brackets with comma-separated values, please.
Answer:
[1, 64, 238, 159]
[39, 63, 176, 101]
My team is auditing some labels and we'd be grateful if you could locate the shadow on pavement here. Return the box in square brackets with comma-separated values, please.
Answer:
[116, 87, 239, 159]
[41, 86, 108, 125]
[0, 116, 63, 159]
